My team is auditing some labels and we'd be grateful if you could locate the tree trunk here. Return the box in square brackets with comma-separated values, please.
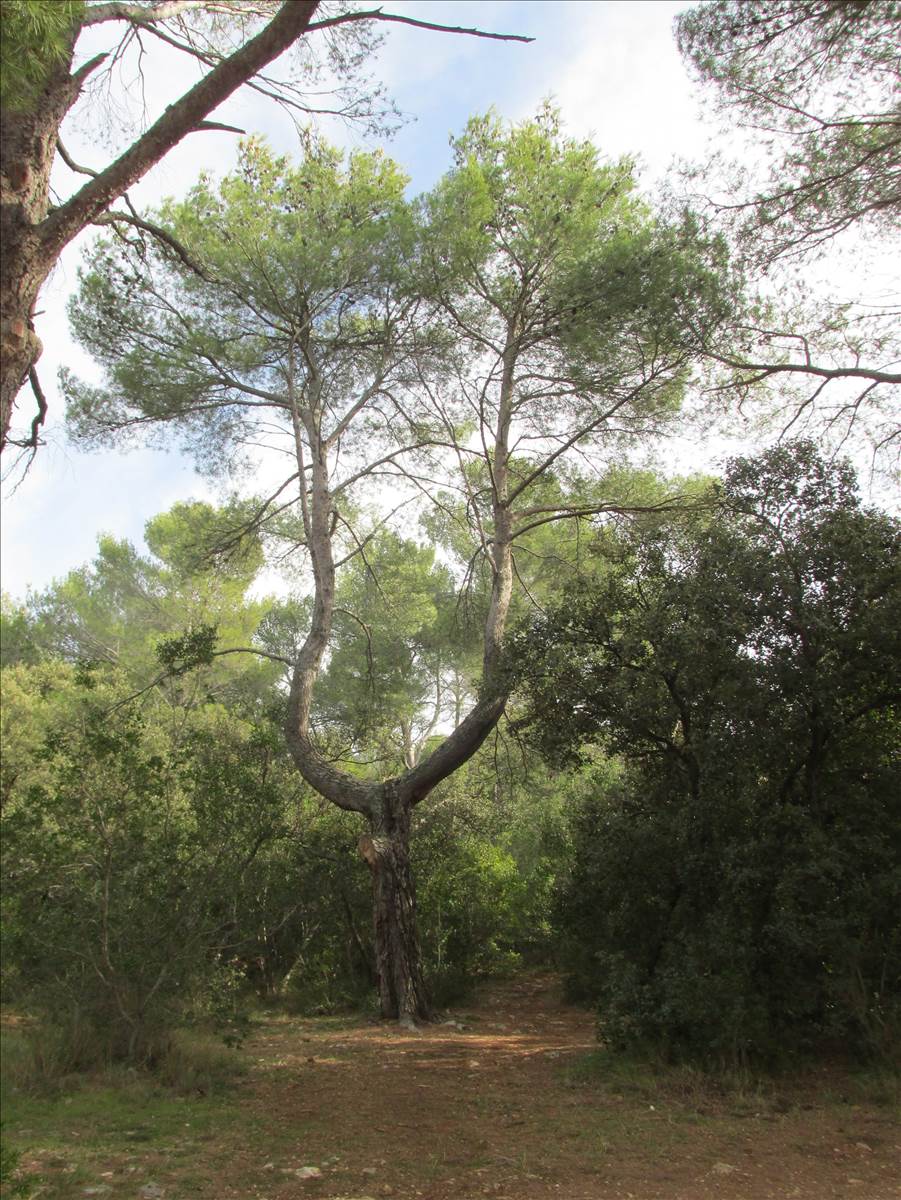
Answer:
[0, 57, 80, 450]
[358, 783, 430, 1024]
[0, 235, 47, 450]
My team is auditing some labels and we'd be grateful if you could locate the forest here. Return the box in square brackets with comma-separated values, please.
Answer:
[1, 2, 899, 1198]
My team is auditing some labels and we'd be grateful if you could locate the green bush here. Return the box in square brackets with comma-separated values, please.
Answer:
[238, 805, 375, 1015]
[418, 832, 523, 1004]
[411, 754, 570, 1004]
[556, 759, 900, 1066]
[1, 666, 290, 1067]
[515, 445, 901, 1065]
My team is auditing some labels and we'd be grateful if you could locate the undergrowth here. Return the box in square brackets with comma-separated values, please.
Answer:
[563, 1046, 901, 1116]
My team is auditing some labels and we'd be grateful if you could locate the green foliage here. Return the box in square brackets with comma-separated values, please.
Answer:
[249, 736, 574, 1014]
[425, 105, 734, 436]
[0, 665, 292, 1066]
[239, 751, 569, 1015]
[65, 111, 735, 547]
[418, 833, 522, 1004]
[239, 804, 375, 1015]
[512, 443, 901, 1065]
[5, 501, 276, 709]
[144, 499, 265, 582]
[1, 510, 571, 1036]
[0, 0, 82, 111]
[415, 786, 522, 1003]
[156, 623, 218, 675]
[314, 531, 476, 769]
[0, 595, 38, 668]
[412, 745, 573, 1003]
[64, 137, 418, 473]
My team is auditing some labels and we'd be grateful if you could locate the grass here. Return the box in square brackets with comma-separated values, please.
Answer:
[1, 1023, 247, 1199]
[561, 1045, 901, 1121]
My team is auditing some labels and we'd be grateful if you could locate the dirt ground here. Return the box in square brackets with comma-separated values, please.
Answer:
[13, 974, 901, 1199]
[208, 974, 900, 1200]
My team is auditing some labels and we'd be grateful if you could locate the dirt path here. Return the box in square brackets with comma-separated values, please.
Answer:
[209, 974, 899, 1200]
[10, 974, 899, 1198]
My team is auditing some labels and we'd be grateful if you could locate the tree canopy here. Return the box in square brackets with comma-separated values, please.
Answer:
[673, 0, 901, 459]
[677, 0, 901, 264]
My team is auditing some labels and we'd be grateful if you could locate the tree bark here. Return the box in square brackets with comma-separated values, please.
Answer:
[0, 50, 82, 449]
[358, 783, 430, 1024]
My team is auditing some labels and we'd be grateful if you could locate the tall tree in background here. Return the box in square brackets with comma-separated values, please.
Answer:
[2, 499, 277, 706]
[64, 112, 733, 1021]
[0, 0, 529, 457]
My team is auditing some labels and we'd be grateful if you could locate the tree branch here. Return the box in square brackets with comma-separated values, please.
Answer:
[210, 646, 294, 667]
[92, 209, 214, 278]
[40, 1, 321, 258]
[82, 0, 262, 27]
[708, 353, 901, 387]
[306, 9, 534, 44]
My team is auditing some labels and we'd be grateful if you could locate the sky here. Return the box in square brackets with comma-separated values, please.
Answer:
[0, 0, 878, 602]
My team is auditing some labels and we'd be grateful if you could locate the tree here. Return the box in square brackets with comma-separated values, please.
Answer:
[509, 443, 901, 1063]
[63, 113, 734, 1022]
[676, 0, 901, 264]
[0, 0, 530, 457]
[6, 499, 282, 713]
[674, 0, 901, 455]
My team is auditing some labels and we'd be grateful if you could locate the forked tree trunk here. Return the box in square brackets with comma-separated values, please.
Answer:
[358, 784, 430, 1024]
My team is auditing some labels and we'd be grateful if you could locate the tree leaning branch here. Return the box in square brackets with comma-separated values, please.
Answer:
[39, 1, 321, 259]
[1, 0, 533, 455]
[307, 9, 534, 44]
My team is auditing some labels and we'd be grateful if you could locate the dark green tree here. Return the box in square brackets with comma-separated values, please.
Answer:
[510, 442, 901, 1063]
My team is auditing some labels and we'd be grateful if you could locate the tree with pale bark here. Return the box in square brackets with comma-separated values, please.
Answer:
[64, 111, 734, 1022]
[0, 0, 530, 459]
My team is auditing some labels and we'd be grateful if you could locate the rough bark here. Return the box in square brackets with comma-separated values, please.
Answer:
[1, 0, 320, 451]
[0, 47, 82, 448]
[359, 784, 430, 1024]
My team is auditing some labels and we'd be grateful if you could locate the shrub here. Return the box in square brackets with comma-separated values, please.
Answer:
[1, 666, 289, 1066]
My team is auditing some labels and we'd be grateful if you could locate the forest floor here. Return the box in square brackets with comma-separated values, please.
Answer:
[4, 974, 900, 1200]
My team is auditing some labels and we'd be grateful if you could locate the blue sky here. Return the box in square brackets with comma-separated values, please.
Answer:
[1, 1, 716, 600]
